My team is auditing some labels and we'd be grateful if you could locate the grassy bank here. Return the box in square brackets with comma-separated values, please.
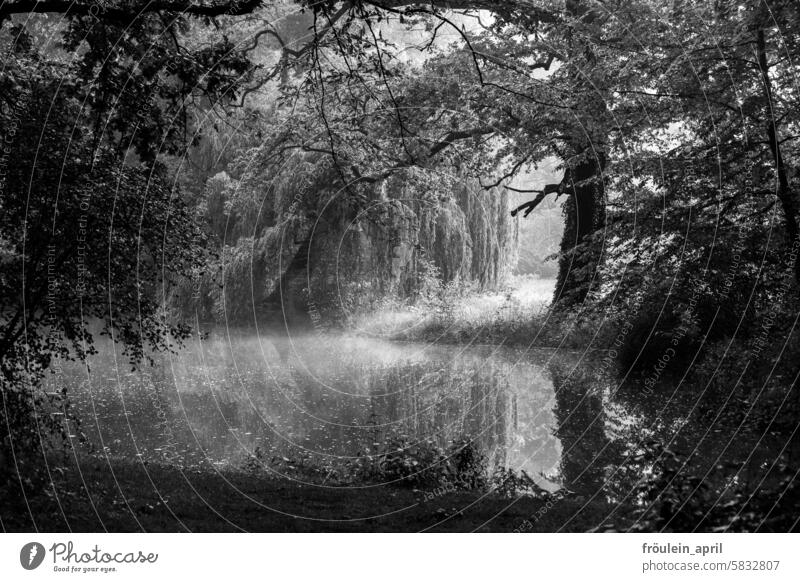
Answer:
[353, 276, 611, 348]
[386, 309, 606, 348]
[1, 456, 616, 533]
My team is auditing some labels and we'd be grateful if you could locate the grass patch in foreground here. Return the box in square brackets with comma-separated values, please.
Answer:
[1, 456, 616, 532]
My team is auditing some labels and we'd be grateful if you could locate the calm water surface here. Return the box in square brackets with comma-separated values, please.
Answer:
[47, 332, 789, 495]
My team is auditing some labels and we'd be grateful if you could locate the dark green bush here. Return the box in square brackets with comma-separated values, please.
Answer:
[624, 442, 800, 532]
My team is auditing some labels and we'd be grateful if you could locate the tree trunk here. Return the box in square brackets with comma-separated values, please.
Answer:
[756, 25, 800, 285]
[553, 154, 606, 307]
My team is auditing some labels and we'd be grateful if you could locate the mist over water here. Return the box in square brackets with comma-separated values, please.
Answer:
[48, 317, 792, 497]
[50, 332, 585, 488]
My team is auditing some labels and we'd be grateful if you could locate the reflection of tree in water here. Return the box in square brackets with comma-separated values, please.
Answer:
[549, 363, 614, 494]
[67, 337, 565, 474]
[356, 360, 512, 463]
[274, 352, 560, 479]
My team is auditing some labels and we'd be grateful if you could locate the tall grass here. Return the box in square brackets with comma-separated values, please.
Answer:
[353, 275, 613, 348]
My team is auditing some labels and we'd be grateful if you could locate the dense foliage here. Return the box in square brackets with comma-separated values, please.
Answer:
[1, 5, 251, 485]
[2, 0, 799, 530]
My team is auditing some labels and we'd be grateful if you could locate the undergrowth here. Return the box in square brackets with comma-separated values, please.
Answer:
[599, 441, 800, 532]
[353, 275, 614, 349]
[243, 432, 550, 499]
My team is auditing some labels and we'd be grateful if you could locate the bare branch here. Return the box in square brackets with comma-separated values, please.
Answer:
[428, 126, 495, 157]
[510, 182, 561, 217]
[510, 192, 546, 217]
[480, 154, 532, 189]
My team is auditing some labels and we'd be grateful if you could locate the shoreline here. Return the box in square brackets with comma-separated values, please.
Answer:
[1, 456, 615, 533]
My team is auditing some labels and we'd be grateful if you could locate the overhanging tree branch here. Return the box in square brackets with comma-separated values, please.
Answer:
[427, 126, 495, 157]
[510, 182, 561, 217]
[366, 0, 561, 26]
[0, 0, 263, 23]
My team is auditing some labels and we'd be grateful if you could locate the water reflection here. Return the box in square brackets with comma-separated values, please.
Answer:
[47, 332, 791, 499]
[54, 334, 581, 486]
[43, 334, 780, 500]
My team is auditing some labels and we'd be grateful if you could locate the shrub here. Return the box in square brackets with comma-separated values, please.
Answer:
[241, 433, 553, 499]
[0, 378, 74, 499]
[627, 442, 712, 532]
[624, 442, 800, 532]
[372, 434, 449, 487]
[688, 321, 800, 434]
[490, 467, 549, 498]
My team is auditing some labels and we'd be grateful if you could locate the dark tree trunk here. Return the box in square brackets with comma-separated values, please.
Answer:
[553, 154, 606, 307]
[756, 25, 800, 285]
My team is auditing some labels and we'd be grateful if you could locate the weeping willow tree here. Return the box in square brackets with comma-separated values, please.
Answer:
[172, 135, 518, 326]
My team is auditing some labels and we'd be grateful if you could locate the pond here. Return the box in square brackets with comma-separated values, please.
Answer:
[45, 331, 793, 497]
